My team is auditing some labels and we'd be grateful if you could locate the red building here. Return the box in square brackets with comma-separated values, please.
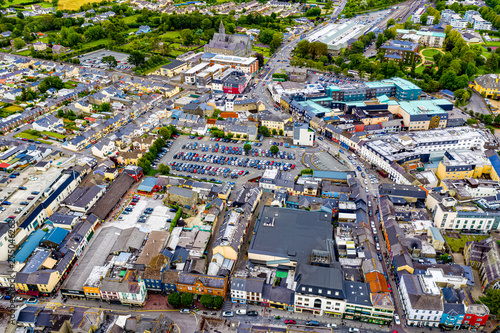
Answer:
[124, 165, 144, 181]
[459, 289, 489, 330]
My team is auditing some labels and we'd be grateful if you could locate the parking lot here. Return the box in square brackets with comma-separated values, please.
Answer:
[158, 135, 310, 185]
[108, 194, 175, 231]
[308, 72, 364, 86]
[0, 166, 62, 224]
[77, 50, 132, 70]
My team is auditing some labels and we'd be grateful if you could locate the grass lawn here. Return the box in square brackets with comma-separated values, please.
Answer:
[484, 41, 500, 47]
[4, 105, 23, 113]
[483, 51, 492, 59]
[1, 0, 35, 5]
[143, 61, 172, 75]
[81, 38, 108, 48]
[415, 66, 425, 74]
[57, 0, 100, 10]
[444, 234, 489, 252]
[162, 31, 182, 39]
[422, 48, 443, 58]
[123, 15, 139, 24]
[41, 131, 67, 140]
[14, 131, 39, 140]
[253, 46, 271, 57]
[14, 50, 31, 56]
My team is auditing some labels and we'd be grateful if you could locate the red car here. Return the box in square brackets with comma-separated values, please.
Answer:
[198, 136, 202, 140]
[129, 202, 136, 206]
[21, 138, 28, 141]
[285, 319, 296, 324]
[291, 164, 295, 169]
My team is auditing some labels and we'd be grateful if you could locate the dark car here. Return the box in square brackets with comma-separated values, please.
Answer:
[169, 208, 177, 212]
[18, 186, 27, 190]
[247, 311, 258, 316]
[31, 191, 39, 195]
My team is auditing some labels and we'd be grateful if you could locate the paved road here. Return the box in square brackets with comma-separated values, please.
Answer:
[469, 90, 491, 116]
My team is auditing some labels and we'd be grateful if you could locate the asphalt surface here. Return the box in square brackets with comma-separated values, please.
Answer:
[160, 135, 307, 186]
[469, 90, 491, 116]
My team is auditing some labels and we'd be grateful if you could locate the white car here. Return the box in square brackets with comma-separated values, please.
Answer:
[394, 314, 401, 325]
[327, 323, 338, 328]
[222, 311, 234, 317]
[236, 309, 246, 315]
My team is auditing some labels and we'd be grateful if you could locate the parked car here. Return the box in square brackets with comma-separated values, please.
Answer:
[236, 309, 246, 315]
[222, 311, 234, 317]
[180, 309, 190, 314]
[306, 321, 319, 326]
[247, 311, 258, 316]
[394, 314, 401, 325]
[284, 319, 296, 324]
[25, 298, 38, 304]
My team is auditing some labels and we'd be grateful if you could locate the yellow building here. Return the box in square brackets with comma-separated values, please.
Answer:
[470, 74, 500, 98]
[435, 151, 492, 180]
[157, 60, 190, 77]
[260, 114, 292, 132]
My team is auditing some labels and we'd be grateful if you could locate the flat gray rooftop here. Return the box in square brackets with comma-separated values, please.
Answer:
[249, 206, 333, 265]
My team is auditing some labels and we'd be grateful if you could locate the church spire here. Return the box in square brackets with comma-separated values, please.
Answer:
[219, 20, 225, 36]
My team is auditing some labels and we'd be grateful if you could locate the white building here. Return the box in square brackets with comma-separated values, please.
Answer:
[473, 16, 492, 31]
[399, 274, 443, 328]
[293, 123, 314, 146]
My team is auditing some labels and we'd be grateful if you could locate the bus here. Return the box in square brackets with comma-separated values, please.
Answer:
[273, 78, 285, 82]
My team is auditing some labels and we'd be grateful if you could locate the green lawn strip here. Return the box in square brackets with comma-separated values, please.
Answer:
[421, 48, 443, 58]
[41, 131, 66, 139]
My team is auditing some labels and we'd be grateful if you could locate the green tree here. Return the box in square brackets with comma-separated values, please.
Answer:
[102, 55, 118, 69]
[200, 294, 213, 309]
[258, 126, 270, 137]
[484, 114, 494, 125]
[259, 29, 275, 45]
[324, 0, 332, 9]
[243, 143, 252, 153]
[180, 29, 194, 46]
[467, 118, 479, 125]
[254, 53, 264, 68]
[495, 114, 500, 124]
[168, 292, 181, 308]
[279, 129, 283, 136]
[387, 18, 395, 28]
[201, 18, 212, 30]
[159, 127, 172, 139]
[305, 7, 321, 16]
[52, 0, 59, 7]
[13, 38, 25, 51]
[213, 296, 224, 309]
[270, 145, 279, 155]
[181, 293, 194, 307]
[375, 33, 386, 48]
[158, 164, 170, 175]
[479, 289, 500, 317]
[128, 51, 146, 67]
[420, 13, 428, 25]
[99, 103, 111, 112]
[308, 41, 328, 59]
[38, 76, 65, 93]
[270, 32, 283, 53]
[296, 39, 310, 58]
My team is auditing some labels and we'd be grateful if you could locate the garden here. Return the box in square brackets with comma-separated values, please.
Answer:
[444, 233, 489, 252]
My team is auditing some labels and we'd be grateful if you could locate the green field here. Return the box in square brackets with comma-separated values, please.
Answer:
[253, 46, 272, 57]
[422, 48, 443, 58]
[415, 66, 425, 74]
[81, 38, 108, 48]
[444, 234, 489, 252]
[483, 51, 492, 59]
[161, 31, 182, 39]
[41, 131, 66, 140]
[484, 41, 500, 47]
[14, 131, 39, 140]
[123, 14, 139, 24]
[4, 105, 23, 113]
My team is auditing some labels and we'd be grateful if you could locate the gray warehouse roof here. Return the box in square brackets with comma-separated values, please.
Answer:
[249, 206, 333, 265]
